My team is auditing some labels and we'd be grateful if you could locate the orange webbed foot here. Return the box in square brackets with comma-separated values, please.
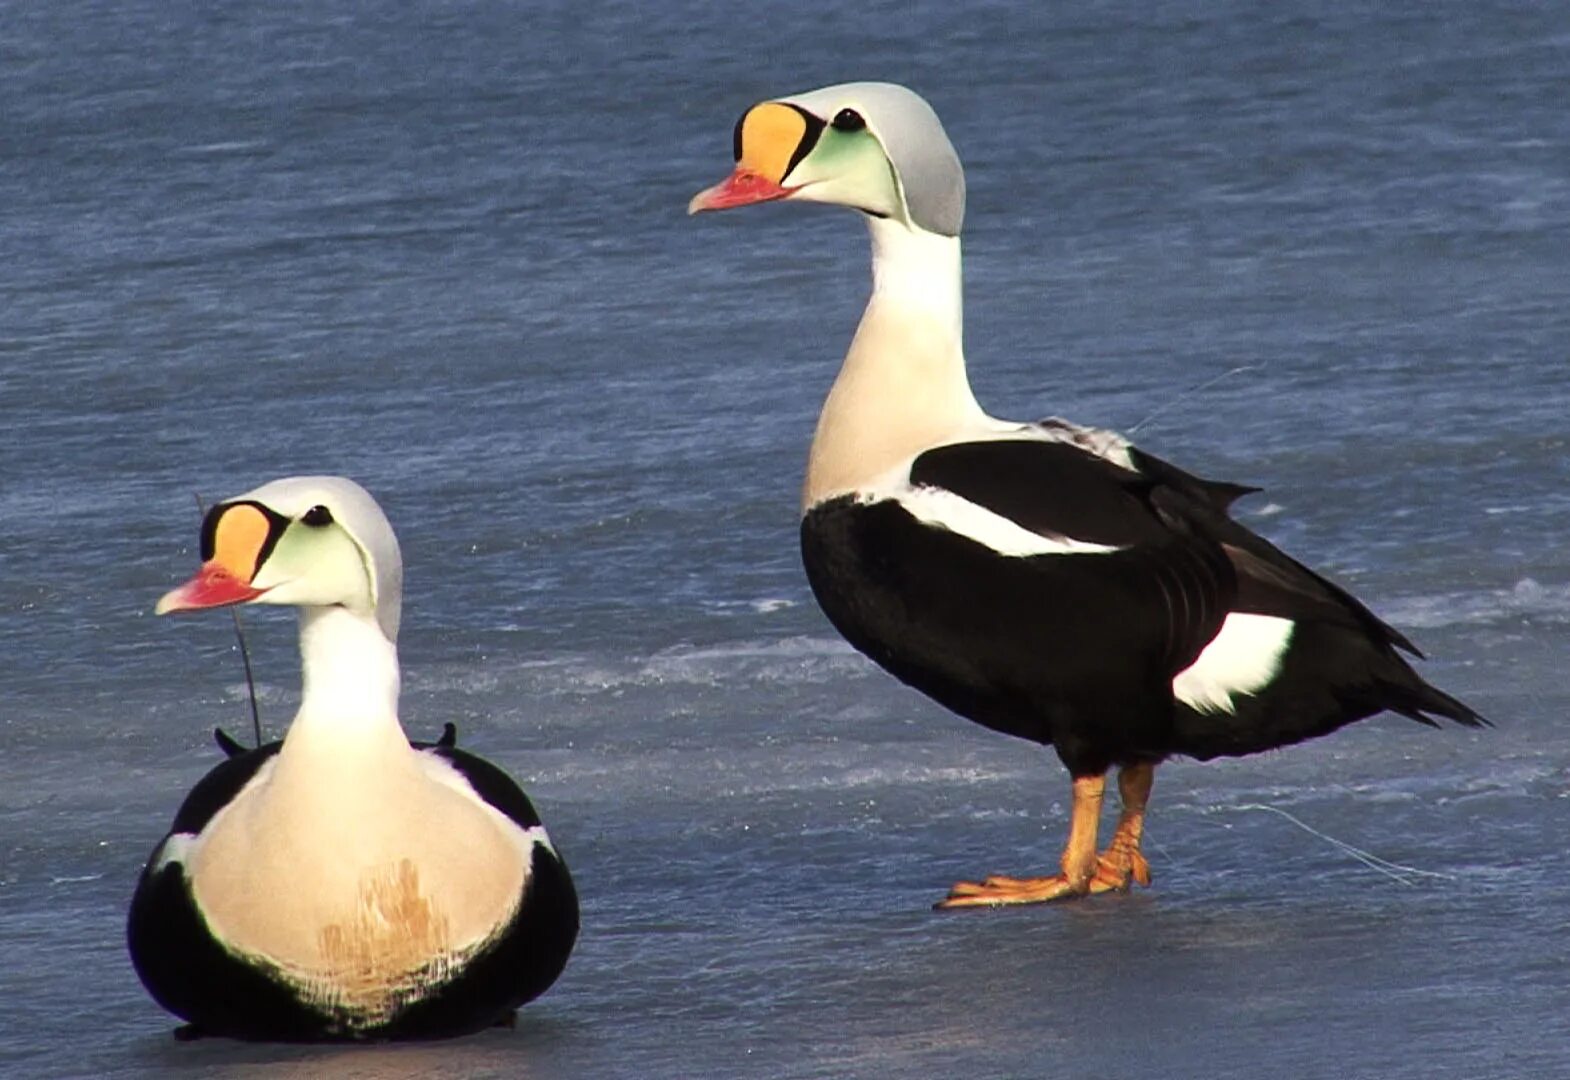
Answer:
[935, 873, 1091, 909]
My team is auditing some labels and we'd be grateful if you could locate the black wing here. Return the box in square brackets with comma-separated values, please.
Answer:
[799, 437, 1238, 772]
[1118, 446, 1486, 754]
[914, 437, 1483, 742]
[1128, 446, 1422, 654]
[912, 439, 1186, 549]
[910, 438, 1238, 674]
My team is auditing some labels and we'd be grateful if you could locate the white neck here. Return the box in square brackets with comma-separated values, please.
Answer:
[802, 216, 983, 509]
[235, 603, 419, 859]
[868, 216, 965, 343]
[283, 604, 406, 753]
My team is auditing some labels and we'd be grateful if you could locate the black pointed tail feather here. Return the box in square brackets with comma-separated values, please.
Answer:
[1380, 671, 1489, 730]
[1174, 620, 1486, 761]
[1126, 446, 1430, 658]
[212, 727, 248, 758]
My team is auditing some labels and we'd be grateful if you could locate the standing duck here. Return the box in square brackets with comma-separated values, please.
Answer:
[690, 82, 1483, 908]
[129, 476, 577, 1037]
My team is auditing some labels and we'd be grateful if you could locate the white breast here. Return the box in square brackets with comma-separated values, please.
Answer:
[176, 747, 533, 1023]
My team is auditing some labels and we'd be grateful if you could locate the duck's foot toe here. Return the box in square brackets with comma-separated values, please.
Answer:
[1093, 842, 1152, 891]
[934, 873, 1089, 909]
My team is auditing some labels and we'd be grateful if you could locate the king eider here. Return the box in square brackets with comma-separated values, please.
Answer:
[129, 476, 578, 1038]
[689, 82, 1485, 908]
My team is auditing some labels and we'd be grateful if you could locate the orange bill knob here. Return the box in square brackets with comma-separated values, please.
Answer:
[155, 503, 273, 614]
[688, 102, 821, 214]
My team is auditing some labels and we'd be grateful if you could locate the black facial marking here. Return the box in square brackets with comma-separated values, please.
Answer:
[783, 104, 826, 180]
[197, 500, 290, 576]
[731, 102, 827, 182]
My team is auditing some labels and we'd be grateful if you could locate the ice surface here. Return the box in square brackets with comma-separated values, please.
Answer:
[4, 2, 1569, 1077]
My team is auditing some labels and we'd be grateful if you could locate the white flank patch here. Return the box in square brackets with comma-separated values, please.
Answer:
[152, 832, 197, 875]
[871, 484, 1123, 558]
[1172, 612, 1295, 714]
[517, 824, 555, 858]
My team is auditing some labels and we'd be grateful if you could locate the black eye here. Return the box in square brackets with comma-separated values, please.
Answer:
[831, 108, 865, 132]
[301, 505, 333, 527]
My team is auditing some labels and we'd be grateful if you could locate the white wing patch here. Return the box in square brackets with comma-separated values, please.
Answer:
[854, 461, 1124, 561]
[894, 485, 1123, 557]
[1173, 612, 1295, 714]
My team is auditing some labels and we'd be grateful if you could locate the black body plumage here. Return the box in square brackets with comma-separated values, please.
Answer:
[800, 433, 1483, 779]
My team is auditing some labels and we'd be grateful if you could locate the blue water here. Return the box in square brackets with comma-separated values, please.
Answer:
[3, 2, 1569, 1076]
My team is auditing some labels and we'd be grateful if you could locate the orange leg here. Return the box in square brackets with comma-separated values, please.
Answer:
[936, 764, 1157, 909]
[937, 774, 1106, 908]
[1094, 762, 1154, 891]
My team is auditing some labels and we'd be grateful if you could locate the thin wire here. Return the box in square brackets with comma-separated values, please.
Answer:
[1127, 364, 1261, 436]
[193, 493, 262, 748]
[1229, 802, 1455, 886]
